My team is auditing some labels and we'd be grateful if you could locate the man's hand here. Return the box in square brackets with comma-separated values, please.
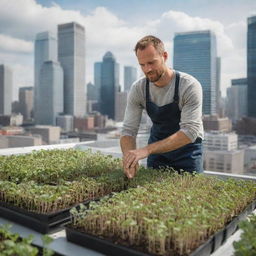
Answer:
[123, 163, 139, 179]
[124, 147, 150, 170]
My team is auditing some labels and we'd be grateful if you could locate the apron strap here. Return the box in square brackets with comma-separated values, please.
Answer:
[145, 78, 150, 108]
[173, 71, 180, 104]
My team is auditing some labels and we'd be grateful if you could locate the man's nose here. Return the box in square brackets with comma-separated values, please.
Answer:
[144, 64, 152, 73]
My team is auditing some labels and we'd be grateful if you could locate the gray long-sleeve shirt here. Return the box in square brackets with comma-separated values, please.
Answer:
[121, 70, 204, 143]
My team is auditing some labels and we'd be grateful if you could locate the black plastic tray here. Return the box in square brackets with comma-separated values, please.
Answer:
[66, 226, 152, 256]
[66, 199, 256, 256]
[0, 200, 91, 234]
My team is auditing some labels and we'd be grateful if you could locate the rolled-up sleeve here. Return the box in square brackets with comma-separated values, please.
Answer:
[179, 80, 203, 143]
[121, 84, 144, 137]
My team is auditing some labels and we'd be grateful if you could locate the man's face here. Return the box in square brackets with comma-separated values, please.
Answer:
[136, 44, 167, 83]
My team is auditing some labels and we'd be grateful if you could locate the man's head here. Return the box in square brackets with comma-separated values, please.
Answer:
[134, 35, 168, 83]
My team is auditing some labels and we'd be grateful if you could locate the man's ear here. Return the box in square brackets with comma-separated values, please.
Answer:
[163, 51, 168, 62]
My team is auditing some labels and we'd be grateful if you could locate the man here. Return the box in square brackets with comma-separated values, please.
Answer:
[120, 35, 204, 179]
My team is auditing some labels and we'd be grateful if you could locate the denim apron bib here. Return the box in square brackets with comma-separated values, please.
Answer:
[146, 71, 203, 173]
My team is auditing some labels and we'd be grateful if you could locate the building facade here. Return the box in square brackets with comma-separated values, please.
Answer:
[58, 22, 86, 117]
[37, 61, 63, 125]
[173, 30, 217, 115]
[0, 65, 12, 115]
[226, 78, 247, 123]
[19, 87, 33, 121]
[56, 115, 74, 133]
[247, 16, 256, 118]
[203, 115, 232, 132]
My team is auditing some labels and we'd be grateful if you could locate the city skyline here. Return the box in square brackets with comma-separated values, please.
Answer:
[0, 0, 255, 100]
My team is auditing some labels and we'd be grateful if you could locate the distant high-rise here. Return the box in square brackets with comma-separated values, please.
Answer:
[94, 62, 102, 102]
[87, 82, 98, 101]
[58, 22, 86, 117]
[174, 30, 217, 115]
[226, 78, 247, 123]
[216, 57, 221, 114]
[124, 66, 137, 92]
[19, 87, 33, 121]
[115, 91, 128, 121]
[37, 61, 63, 125]
[100, 52, 119, 120]
[34, 31, 57, 124]
[0, 64, 12, 115]
[247, 16, 256, 118]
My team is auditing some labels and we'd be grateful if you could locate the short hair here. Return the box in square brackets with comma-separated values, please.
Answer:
[134, 35, 165, 55]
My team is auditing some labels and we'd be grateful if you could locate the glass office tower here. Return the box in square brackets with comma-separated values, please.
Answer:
[174, 30, 217, 115]
[100, 51, 119, 120]
[247, 16, 256, 118]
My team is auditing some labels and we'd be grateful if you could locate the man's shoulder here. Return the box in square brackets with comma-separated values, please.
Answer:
[132, 76, 146, 89]
[177, 71, 202, 91]
[178, 71, 200, 85]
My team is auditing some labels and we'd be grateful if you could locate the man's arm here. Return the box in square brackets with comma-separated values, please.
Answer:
[124, 130, 191, 169]
[120, 80, 144, 178]
[120, 135, 136, 155]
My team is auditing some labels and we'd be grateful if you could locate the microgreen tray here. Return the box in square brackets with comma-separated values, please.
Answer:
[0, 200, 94, 234]
[66, 199, 256, 256]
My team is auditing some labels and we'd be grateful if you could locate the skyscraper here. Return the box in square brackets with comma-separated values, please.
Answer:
[100, 51, 119, 120]
[19, 87, 33, 121]
[58, 22, 86, 117]
[173, 30, 217, 115]
[0, 64, 13, 115]
[124, 66, 137, 92]
[34, 31, 57, 124]
[247, 16, 256, 118]
[94, 62, 102, 102]
[37, 61, 63, 125]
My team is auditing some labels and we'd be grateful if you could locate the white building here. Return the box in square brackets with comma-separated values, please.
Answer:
[30, 125, 61, 144]
[204, 132, 238, 151]
[203, 131, 244, 174]
[204, 150, 244, 174]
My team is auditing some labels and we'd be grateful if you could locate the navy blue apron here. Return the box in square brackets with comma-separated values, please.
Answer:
[146, 71, 203, 173]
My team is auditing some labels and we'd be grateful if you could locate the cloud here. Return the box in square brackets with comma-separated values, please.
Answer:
[0, 0, 248, 99]
[0, 34, 33, 53]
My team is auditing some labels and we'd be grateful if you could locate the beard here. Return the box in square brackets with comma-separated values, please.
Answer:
[146, 69, 165, 83]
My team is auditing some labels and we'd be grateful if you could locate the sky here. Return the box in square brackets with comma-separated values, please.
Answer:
[0, 0, 255, 100]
